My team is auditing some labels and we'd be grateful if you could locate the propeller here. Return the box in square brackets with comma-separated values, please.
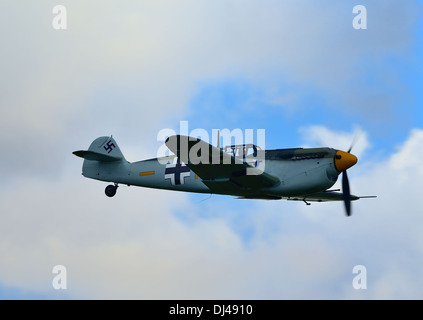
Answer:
[342, 169, 352, 216]
[335, 140, 358, 217]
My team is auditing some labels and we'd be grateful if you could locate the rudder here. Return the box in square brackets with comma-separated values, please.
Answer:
[73, 136, 126, 162]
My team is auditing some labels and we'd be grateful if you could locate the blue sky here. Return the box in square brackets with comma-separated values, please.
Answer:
[0, 1, 422, 300]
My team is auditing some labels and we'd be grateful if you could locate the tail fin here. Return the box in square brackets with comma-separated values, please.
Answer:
[73, 136, 126, 162]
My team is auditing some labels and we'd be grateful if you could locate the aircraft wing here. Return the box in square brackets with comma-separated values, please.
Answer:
[165, 135, 280, 192]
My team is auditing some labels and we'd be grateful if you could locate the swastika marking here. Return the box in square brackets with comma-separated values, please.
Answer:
[104, 140, 116, 154]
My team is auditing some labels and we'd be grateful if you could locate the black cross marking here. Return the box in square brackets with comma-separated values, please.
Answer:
[104, 140, 116, 154]
[165, 158, 190, 185]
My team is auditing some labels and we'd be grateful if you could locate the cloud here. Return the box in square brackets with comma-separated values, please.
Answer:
[1, 1, 420, 180]
[390, 129, 423, 175]
[299, 125, 370, 158]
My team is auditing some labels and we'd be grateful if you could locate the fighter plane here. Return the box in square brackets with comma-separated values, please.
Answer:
[73, 134, 375, 216]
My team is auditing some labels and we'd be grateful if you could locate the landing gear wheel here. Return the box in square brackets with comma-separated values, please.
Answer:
[105, 184, 118, 197]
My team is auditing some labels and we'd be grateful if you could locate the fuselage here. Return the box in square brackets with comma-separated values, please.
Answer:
[81, 147, 341, 198]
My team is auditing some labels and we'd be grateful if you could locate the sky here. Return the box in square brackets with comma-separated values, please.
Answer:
[0, 0, 422, 299]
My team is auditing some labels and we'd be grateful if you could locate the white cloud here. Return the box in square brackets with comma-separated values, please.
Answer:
[390, 129, 423, 174]
[1, 1, 419, 177]
[299, 125, 370, 158]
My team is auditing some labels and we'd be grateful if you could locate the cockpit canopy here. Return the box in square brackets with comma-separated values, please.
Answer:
[223, 144, 261, 159]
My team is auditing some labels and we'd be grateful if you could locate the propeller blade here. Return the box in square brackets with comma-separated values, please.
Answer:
[342, 132, 361, 216]
[347, 130, 362, 153]
[342, 170, 352, 216]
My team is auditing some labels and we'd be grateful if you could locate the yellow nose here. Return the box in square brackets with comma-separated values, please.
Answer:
[335, 150, 358, 172]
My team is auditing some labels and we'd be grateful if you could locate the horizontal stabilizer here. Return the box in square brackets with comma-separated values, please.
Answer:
[72, 150, 123, 162]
